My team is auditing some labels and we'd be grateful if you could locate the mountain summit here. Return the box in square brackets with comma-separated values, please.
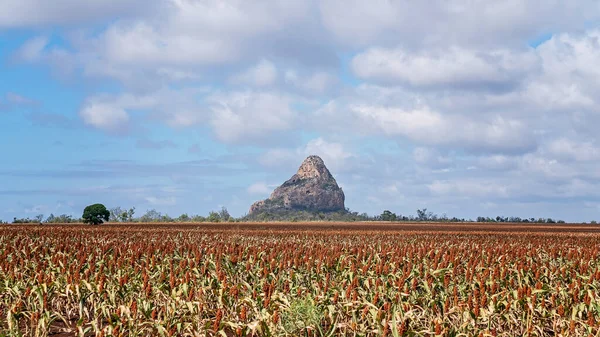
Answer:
[249, 155, 345, 215]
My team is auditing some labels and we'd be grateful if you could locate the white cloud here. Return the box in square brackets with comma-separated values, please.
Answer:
[155, 67, 200, 81]
[100, 21, 238, 67]
[259, 137, 354, 173]
[258, 148, 298, 167]
[36, 0, 311, 82]
[79, 101, 130, 133]
[208, 91, 296, 144]
[413, 147, 452, 169]
[352, 47, 537, 89]
[546, 138, 600, 162]
[6, 92, 34, 105]
[144, 196, 176, 206]
[230, 59, 277, 87]
[0, 0, 147, 27]
[319, 0, 600, 48]
[79, 87, 207, 132]
[428, 180, 510, 198]
[285, 70, 338, 94]
[350, 103, 535, 154]
[475, 155, 519, 171]
[523, 30, 600, 112]
[15, 36, 48, 62]
[247, 182, 272, 195]
[303, 137, 353, 168]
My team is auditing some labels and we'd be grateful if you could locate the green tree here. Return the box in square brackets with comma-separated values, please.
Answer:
[127, 207, 136, 222]
[82, 204, 110, 225]
[417, 208, 428, 221]
[177, 213, 191, 222]
[219, 207, 231, 221]
[380, 210, 397, 221]
[208, 211, 221, 223]
[120, 211, 128, 222]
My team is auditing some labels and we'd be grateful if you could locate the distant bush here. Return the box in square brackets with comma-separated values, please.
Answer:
[44, 214, 77, 223]
[12, 215, 43, 224]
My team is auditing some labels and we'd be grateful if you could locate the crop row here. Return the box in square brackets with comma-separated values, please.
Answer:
[1, 226, 599, 336]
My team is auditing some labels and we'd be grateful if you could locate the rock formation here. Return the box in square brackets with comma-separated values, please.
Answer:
[249, 155, 345, 214]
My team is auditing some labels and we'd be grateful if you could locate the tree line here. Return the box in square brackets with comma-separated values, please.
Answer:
[6, 204, 593, 225]
[376, 209, 568, 223]
[9, 205, 235, 224]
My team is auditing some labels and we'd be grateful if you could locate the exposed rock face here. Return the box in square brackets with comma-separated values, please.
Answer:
[249, 155, 345, 214]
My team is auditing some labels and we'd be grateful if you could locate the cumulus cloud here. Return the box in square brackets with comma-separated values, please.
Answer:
[1, 92, 39, 112]
[247, 182, 272, 195]
[0, 0, 148, 27]
[14, 36, 49, 62]
[37, 0, 311, 80]
[259, 137, 354, 174]
[523, 30, 600, 112]
[352, 47, 537, 90]
[284, 70, 339, 94]
[79, 101, 130, 134]
[319, 0, 600, 48]
[144, 196, 176, 206]
[413, 148, 453, 169]
[545, 138, 600, 162]
[230, 59, 278, 87]
[316, 89, 536, 154]
[428, 179, 511, 198]
[79, 87, 207, 133]
[258, 148, 298, 168]
[302, 138, 354, 167]
[208, 91, 297, 144]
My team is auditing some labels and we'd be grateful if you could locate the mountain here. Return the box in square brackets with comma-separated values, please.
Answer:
[249, 155, 346, 215]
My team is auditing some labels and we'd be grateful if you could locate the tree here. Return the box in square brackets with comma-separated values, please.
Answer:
[177, 213, 191, 222]
[45, 214, 74, 224]
[119, 211, 128, 222]
[140, 209, 161, 222]
[380, 210, 397, 221]
[417, 208, 433, 221]
[191, 214, 206, 222]
[127, 207, 136, 222]
[219, 207, 231, 222]
[109, 207, 125, 222]
[208, 211, 221, 223]
[82, 204, 110, 225]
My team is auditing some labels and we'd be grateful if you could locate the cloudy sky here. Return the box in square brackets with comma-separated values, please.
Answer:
[1, 0, 600, 222]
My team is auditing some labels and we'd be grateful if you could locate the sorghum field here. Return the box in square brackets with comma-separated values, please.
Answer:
[1, 223, 600, 337]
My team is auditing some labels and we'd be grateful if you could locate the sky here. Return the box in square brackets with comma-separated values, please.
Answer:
[1, 1, 600, 222]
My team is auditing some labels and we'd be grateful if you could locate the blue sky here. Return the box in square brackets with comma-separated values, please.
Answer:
[2, 0, 600, 222]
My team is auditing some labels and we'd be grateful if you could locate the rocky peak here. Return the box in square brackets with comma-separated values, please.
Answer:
[249, 155, 345, 215]
[296, 155, 333, 180]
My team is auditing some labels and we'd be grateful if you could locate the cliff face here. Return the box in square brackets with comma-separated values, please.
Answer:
[249, 155, 345, 214]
